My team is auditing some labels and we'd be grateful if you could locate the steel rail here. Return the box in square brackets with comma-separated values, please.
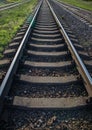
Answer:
[0, 2, 18, 8]
[47, 0, 92, 97]
[0, 0, 31, 11]
[0, 0, 42, 114]
[51, 0, 92, 25]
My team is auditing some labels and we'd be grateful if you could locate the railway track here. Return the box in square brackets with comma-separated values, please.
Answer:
[0, 0, 92, 129]
[0, 0, 30, 11]
[52, 0, 92, 26]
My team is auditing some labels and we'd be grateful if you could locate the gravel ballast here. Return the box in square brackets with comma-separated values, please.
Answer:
[49, 0, 92, 56]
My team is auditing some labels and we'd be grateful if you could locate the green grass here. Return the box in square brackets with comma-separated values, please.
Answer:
[0, 0, 38, 58]
[59, 0, 92, 10]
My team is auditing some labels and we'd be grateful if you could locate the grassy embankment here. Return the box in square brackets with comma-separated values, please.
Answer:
[59, 0, 92, 11]
[0, 0, 37, 58]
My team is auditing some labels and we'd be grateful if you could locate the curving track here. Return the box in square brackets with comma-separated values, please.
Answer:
[0, 0, 92, 129]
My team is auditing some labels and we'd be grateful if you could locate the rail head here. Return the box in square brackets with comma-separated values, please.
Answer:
[0, 0, 42, 109]
[46, 0, 92, 97]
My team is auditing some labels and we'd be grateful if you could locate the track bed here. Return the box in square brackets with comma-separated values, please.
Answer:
[0, 0, 92, 129]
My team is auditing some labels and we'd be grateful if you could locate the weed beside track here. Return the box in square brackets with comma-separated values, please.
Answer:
[0, 0, 38, 58]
